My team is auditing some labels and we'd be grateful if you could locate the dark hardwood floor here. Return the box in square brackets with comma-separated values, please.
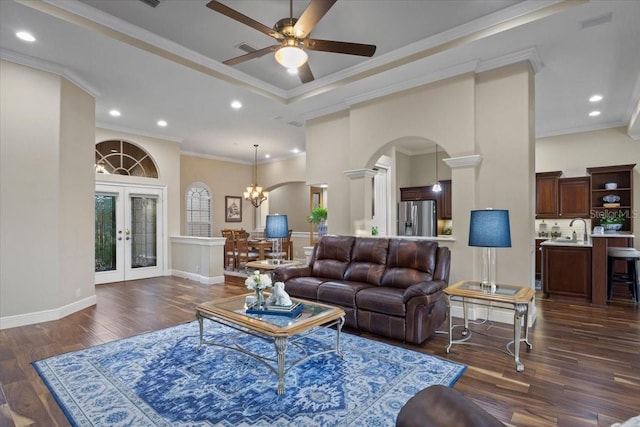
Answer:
[1, 276, 638, 427]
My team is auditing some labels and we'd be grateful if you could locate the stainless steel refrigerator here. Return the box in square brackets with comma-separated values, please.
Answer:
[397, 200, 437, 237]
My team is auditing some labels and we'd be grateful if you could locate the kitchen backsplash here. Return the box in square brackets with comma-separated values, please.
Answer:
[535, 219, 592, 240]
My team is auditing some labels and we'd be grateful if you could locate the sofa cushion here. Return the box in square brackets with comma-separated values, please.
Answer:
[283, 277, 327, 300]
[343, 238, 389, 286]
[356, 286, 406, 316]
[318, 280, 375, 308]
[381, 239, 438, 289]
[311, 235, 355, 280]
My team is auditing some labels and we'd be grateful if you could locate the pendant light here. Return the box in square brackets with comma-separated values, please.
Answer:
[244, 144, 267, 208]
[432, 144, 442, 192]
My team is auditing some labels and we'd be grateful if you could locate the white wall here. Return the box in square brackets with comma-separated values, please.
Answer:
[1, 61, 95, 327]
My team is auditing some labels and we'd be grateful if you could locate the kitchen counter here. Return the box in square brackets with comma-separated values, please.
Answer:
[541, 239, 592, 248]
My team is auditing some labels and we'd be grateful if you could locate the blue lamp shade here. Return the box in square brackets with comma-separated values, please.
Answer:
[265, 214, 289, 239]
[468, 209, 512, 248]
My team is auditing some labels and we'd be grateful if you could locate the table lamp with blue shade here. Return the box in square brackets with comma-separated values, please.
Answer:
[265, 214, 289, 264]
[468, 209, 512, 288]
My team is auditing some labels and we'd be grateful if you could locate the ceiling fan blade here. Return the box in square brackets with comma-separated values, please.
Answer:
[298, 62, 315, 83]
[303, 39, 376, 57]
[223, 46, 279, 66]
[293, 0, 337, 39]
[206, 1, 283, 40]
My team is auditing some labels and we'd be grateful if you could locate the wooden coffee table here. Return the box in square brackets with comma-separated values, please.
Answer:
[444, 280, 535, 372]
[195, 294, 345, 394]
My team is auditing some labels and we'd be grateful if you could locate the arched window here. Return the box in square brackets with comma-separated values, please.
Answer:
[95, 140, 159, 178]
[186, 183, 212, 237]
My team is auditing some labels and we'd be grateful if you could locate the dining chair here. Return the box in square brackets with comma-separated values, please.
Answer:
[221, 229, 236, 270]
[235, 235, 259, 271]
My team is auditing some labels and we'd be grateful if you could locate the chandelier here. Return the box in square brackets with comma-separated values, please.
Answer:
[244, 144, 267, 208]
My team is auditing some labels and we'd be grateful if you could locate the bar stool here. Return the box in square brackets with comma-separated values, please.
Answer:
[607, 247, 640, 302]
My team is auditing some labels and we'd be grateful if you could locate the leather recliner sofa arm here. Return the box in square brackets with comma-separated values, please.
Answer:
[402, 280, 447, 301]
[272, 265, 312, 282]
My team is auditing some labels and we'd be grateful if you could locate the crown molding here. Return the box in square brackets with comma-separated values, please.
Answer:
[96, 122, 184, 143]
[344, 169, 377, 179]
[1, 48, 100, 97]
[476, 47, 543, 74]
[535, 121, 628, 139]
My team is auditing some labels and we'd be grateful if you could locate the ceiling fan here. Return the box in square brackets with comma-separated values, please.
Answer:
[206, 0, 377, 83]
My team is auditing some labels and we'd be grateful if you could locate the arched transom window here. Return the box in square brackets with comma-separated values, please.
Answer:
[186, 183, 212, 237]
[95, 140, 158, 178]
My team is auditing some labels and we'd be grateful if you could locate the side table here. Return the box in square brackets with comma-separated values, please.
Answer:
[444, 280, 535, 372]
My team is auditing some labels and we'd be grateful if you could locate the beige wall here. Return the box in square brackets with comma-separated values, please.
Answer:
[268, 183, 309, 232]
[1, 60, 95, 324]
[409, 151, 453, 186]
[536, 127, 640, 249]
[304, 65, 534, 286]
[180, 154, 253, 234]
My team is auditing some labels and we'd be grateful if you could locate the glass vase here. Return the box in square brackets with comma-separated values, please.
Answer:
[255, 289, 264, 309]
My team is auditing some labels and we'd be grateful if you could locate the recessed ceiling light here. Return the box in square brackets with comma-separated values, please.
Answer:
[265, 154, 271, 159]
[292, 148, 300, 153]
[16, 31, 35, 42]
[231, 100, 242, 109]
[157, 120, 168, 127]
[109, 109, 121, 117]
[589, 94, 603, 103]
[589, 110, 601, 117]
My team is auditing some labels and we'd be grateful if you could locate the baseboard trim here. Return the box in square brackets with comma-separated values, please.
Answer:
[0, 295, 97, 330]
[170, 269, 225, 285]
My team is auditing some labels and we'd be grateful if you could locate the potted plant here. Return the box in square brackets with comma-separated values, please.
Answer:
[307, 206, 328, 238]
[600, 212, 625, 231]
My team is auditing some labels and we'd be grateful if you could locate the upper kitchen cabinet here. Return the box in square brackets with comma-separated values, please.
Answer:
[536, 171, 562, 218]
[439, 180, 452, 219]
[558, 177, 591, 218]
[587, 164, 636, 232]
[536, 172, 590, 219]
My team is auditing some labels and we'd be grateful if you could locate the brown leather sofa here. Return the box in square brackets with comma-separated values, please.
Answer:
[273, 235, 451, 344]
[396, 385, 505, 427]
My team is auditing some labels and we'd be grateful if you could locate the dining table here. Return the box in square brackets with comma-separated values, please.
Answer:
[249, 240, 273, 260]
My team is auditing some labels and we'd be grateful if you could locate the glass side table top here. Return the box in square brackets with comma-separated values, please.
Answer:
[445, 280, 535, 303]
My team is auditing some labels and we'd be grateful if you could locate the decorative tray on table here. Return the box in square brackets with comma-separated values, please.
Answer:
[246, 302, 304, 317]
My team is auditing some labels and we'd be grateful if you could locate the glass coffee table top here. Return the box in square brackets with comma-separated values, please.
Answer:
[196, 294, 344, 336]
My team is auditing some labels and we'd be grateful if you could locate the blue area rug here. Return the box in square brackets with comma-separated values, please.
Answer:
[34, 321, 466, 426]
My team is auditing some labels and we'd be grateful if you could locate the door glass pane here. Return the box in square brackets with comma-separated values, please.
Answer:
[131, 196, 157, 268]
[95, 195, 116, 272]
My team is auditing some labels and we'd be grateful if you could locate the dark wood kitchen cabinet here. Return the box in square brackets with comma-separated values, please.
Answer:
[535, 239, 544, 280]
[536, 172, 590, 219]
[536, 171, 562, 218]
[542, 245, 592, 300]
[557, 176, 590, 218]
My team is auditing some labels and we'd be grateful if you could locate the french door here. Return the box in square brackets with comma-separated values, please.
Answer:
[95, 184, 164, 284]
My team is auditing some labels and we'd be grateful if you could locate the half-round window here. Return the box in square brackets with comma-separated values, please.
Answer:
[95, 140, 158, 178]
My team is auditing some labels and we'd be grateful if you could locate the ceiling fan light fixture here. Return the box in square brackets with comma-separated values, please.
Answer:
[275, 45, 308, 69]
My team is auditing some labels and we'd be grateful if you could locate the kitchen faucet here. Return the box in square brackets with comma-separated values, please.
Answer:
[569, 218, 588, 242]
